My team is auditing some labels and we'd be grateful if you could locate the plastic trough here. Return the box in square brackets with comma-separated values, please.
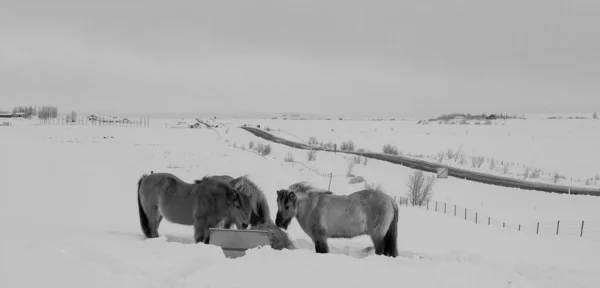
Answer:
[209, 228, 271, 258]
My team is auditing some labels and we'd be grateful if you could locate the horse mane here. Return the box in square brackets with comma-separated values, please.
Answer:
[288, 181, 332, 195]
[231, 175, 273, 224]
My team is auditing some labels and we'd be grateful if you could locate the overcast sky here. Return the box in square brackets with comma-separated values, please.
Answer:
[1, 0, 599, 118]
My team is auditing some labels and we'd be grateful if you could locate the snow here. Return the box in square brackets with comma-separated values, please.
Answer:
[1, 119, 599, 287]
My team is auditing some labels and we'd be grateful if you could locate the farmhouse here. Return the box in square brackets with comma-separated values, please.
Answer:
[0, 112, 24, 118]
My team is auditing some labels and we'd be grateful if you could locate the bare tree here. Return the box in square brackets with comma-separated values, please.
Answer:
[406, 170, 435, 205]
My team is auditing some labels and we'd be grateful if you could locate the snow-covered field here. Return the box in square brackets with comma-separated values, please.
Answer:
[225, 117, 600, 189]
[1, 118, 599, 287]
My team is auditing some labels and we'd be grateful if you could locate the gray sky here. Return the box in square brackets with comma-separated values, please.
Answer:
[1, 0, 599, 118]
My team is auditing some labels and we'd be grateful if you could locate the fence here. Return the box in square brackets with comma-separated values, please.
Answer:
[38, 114, 150, 128]
[394, 196, 600, 242]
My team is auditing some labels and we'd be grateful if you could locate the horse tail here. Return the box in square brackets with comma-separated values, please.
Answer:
[137, 174, 152, 238]
[383, 200, 399, 257]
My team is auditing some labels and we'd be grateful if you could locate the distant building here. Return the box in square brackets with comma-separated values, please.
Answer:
[0, 112, 24, 118]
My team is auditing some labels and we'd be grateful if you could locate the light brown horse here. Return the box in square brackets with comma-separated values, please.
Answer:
[136, 172, 252, 244]
[275, 182, 399, 257]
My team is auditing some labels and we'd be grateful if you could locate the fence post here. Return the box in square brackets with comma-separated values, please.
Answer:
[536, 222, 540, 234]
[556, 221, 560, 235]
[580, 221, 585, 237]
[503, 222, 505, 228]
[334, 144, 337, 154]
[427, 201, 429, 210]
[488, 217, 490, 226]
[328, 173, 332, 191]
[518, 224, 521, 231]
[454, 205, 456, 216]
[444, 203, 446, 214]
[435, 201, 437, 212]
[464, 208, 467, 220]
[475, 212, 478, 224]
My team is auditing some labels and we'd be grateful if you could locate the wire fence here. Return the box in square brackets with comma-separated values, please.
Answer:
[38, 114, 150, 128]
[394, 196, 600, 242]
[285, 159, 343, 178]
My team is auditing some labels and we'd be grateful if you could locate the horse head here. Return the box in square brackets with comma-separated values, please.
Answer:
[275, 189, 298, 230]
[224, 183, 252, 229]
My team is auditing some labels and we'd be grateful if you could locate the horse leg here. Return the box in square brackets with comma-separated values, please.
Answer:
[193, 218, 207, 244]
[146, 207, 162, 238]
[153, 215, 163, 238]
[371, 236, 385, 256]
[311, 226, 329, 254]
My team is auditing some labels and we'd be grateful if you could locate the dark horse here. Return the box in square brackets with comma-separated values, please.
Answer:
[208, 175, 296, 250]
[275, 182, 399, 257]
[204, 174, 273, 228]
[136, 172, 252, 244]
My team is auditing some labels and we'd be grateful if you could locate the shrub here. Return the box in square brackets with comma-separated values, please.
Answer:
[458, 154, 467, 165]
[446, 148, 455, 160]
[340, 140, 355, 151]
[255, 143, 271, 156]
[489, 159, 496, 171]
[248, 141, 255, 150]
[531, 168, 542, 178]
[349, 176, 365, 184]
[323, 141, 335, 150]
[382, 144, 399, 155]
[346, 160, 356, 177]
[523, 167, 531, 179]
[352, 155, 362, 164]
[470, 156, 485, 168]
[406, 170, 435, 205]
[552, 172, 560, 184]
[284, 152, 294, 162]
[502, 163, 509, 174]
[307, 150, 317, 161]
[356, 148, 370, 165]
[66, 111, 77, 123]
[437, 151, 445, 163]
[308, 136, 319, 146]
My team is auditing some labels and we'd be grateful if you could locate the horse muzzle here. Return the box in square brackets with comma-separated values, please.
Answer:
[275, 214, 290, 230]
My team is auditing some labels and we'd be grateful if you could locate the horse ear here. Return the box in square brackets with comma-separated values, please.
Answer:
[225, 185, 238, 201]
[289, 192, 296, 201]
